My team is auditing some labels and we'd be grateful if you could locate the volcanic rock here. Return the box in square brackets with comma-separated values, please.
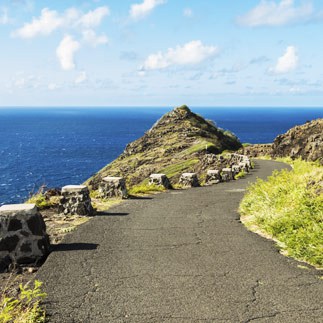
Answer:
[272, 119, 322, 164]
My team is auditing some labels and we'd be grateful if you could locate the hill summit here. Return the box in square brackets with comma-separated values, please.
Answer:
[86, 105, 242, 188]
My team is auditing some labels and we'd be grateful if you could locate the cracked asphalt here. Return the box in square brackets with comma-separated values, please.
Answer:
[37, 160, 323, 322]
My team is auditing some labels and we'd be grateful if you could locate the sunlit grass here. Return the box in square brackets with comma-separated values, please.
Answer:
[239, 158, 323, 268]
[0, 279, 46, 323]
[26, 194, 59, 210]
[128, 183, 166, 195]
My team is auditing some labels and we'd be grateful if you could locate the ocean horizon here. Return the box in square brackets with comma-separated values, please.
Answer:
[1, 106, 322, 205]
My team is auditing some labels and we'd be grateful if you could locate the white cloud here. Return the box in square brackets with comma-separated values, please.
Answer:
[130, 0, 166, 20]
[10, 74, 41, 89]
[48, 83, 59, 90]
[82, 29, 108, 47]
[138, 70, 146, 77]
[78, 6, 110, 28]
[75, 71, 87, 84]
[56, 35, 80, 70]
[14, 77, 26, 88]
[0, 8, 11, 25]
[142, 40, 218, 71]
[238, 0, 313, 27]
[13, 6, 109, 38]
[183, 8, 193, 18]
[13, 8, 63, 38]
[271, 46, 299, 74]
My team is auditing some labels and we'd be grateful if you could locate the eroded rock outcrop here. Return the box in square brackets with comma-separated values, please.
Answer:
[272, 119, 323, 164]
[239, 119, 322, 164]
[239, 144, 273, 158]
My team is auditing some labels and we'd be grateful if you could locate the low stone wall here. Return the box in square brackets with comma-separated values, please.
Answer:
[179, 173, 200, 187]
[239, 161, 249, 173]
[149, 174, 172, 189]
[205, 170, 221, 185]
[221, 168, 234, 182]
[58, 185, 94, 216]
[204, 155, 251, 185]
[99, 177, 128, 199]
[232, 165, 241, 177]
[0, 204, 50, 271]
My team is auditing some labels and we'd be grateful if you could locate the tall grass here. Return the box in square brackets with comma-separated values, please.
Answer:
[128, 183, 165, 195]
[0, 280, 46, 323]
[239, 158, 323, 268]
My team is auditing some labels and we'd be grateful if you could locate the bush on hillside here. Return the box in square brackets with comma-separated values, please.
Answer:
[239, 158, 323, 267]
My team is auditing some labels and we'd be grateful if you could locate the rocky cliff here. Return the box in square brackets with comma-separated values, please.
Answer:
[86, 105, 242, 188]
[272, 118, 322, 163]
[239, 119, 322, 164]
[240, 144, 273, 158]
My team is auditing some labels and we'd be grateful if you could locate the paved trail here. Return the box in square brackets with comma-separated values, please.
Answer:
[37, 160, 323, 322]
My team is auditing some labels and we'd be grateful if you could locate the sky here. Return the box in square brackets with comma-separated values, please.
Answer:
[1, 0, 323, 107]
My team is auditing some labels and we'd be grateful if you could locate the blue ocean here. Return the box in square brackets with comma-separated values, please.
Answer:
[0, 107, 322, 205]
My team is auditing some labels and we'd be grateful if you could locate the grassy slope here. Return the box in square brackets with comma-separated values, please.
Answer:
[85, 106, 241, 190]
[239, 158, 323, 268]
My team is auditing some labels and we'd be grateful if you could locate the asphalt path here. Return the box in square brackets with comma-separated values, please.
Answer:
[37, 160, 323, 322]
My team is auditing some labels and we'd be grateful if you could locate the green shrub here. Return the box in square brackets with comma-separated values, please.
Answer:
[239, 159, 323, 267]
[129, 183, 165, 195]
[235, 170, 246, 179]
[172, 183, 184, 189]
[27, 193, 60, 209]
[26, 194, 51, 209]
[0, 280, 46, 323]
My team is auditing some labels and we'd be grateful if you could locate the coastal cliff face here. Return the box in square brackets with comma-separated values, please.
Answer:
[272, 118, 323, 164]
[240, 144, 273, 158]
[86, 105, 242, 188]
[240, 118, 323, 164]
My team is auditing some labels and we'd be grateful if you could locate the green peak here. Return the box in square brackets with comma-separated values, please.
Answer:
[170, 105, 192, 119]
[174, 105, 190, 112]
[85, 105, 242, 190]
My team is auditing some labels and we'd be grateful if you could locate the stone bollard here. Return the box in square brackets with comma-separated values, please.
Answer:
[149, 174, 172, 189]
[99, 177, 128, 199]
[221, 168, 234, 182]
[232, 165, 241, 178]
[239, 162, 249, 173]
[243, 158, 252, 169]
[0, 204, 50, 271]
[59, 185, 94, 216]
[205, 170, 222, 185]
[179, 173, 200, 187]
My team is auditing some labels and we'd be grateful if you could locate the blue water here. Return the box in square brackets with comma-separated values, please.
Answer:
[0, 107, 322, 204]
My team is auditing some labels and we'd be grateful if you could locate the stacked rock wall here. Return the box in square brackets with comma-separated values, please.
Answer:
[204, 154, 252, 185]
[205, 170, 221, 185]
[0, 204, 50, 271]
[99, 177, 128, 199]
[221, 168, 234, 182]
[58, 185, 94, 216]
[179, 173, 200, 187]
[149, 174, 172, 189]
